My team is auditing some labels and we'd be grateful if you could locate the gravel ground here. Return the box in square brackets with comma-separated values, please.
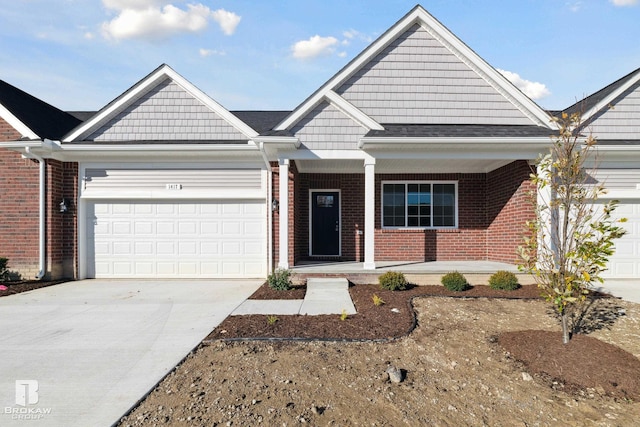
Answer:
[118, 296, 640, 426]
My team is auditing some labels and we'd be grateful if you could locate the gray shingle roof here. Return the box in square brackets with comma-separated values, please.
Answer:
[231, 111, 291, 134]
[0, 80, 81, 139]
[365, 124, 555, 138]
[563, 67, 640, 118]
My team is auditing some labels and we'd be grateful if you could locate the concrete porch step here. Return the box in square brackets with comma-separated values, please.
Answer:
[231, 277, 357, 316]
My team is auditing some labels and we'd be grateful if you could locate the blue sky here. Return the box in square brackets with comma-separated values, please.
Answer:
[1, 0, 639, 112]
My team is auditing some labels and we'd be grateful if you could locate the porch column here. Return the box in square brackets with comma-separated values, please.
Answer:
[537, 163, 556, 267]
[278, 159, 290, 269]
[363, 158, 376, 270]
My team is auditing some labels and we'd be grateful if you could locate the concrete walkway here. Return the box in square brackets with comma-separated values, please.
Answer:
[232, 278, 357, 316]
[0, 279, 262, 427]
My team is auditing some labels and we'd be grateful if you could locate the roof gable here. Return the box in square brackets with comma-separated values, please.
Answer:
[64, 64, 258, 143]
[276, 5, 553, 132]
[565, 68, 640, 141]
[0, 80, 80, 140]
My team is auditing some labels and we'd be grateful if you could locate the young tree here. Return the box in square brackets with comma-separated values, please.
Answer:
[519, 112, 627, 344]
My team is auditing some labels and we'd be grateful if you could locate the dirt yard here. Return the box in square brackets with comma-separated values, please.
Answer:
[118, 295, 640, 426]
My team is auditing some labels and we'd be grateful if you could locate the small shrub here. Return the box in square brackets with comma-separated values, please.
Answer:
[441, 271, 469, 292]
[267, 268, 292, 291]
[0, 257, 8, 281]
[378, 271, 408, 291]
[340, 309, 348, 321]
[489, 270, 520, 291]
[266, 315, 278, 325]
[372, 294, 385, 306]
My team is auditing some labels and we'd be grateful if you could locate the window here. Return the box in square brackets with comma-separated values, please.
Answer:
[382, 182, 456, 228]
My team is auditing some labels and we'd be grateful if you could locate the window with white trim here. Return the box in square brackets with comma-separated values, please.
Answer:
[382, 182, 457, 228]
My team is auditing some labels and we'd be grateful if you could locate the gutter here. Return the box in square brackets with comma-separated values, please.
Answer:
[23, 146, 46, 279]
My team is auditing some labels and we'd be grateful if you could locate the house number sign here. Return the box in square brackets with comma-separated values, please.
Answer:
[166, 184, 183, 190]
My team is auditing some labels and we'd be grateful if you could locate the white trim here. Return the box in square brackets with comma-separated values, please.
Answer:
[324, 90, 384, 131]
[276, 5, 554, 132]
[0, 104, 39, 140]
[581, 69, 640, 124]
[64, 64, 258, 142]
[309, 189, 342, 257]
[278, 159, 290, 269]
[363, 160, 376, 270]
[380, 180, 459, 229]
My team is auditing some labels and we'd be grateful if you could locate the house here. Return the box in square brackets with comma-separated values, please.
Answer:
[0, 5, 638, 280]
[563, 68, 640, 278]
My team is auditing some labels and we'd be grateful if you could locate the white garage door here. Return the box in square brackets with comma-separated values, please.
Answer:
[86, 201, 266, 278]
[600, 200, 640, 279]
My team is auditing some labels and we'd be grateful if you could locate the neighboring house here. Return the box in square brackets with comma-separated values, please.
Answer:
[563, 68, 640, 278]
[0, 5, 638, 280]
[0, 80, 81, 279]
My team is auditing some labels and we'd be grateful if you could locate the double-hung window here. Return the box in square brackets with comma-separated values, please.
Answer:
[382, 182, 457, 228]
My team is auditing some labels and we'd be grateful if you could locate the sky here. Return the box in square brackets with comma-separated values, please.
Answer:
[1, 0, 639, 113]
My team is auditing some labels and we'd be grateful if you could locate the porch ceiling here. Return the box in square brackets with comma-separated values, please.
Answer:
[294, 158, 519, 174]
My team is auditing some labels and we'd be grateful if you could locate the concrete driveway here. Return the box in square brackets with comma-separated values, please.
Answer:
[0, 279, 262, 427]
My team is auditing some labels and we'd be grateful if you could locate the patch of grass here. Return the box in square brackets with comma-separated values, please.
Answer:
[372, 294, 385, 306]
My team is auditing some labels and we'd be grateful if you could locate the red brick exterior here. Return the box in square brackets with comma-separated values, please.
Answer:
[1, 118, 78, 280]
[1, 120, 41, 279]
[272, 160, 534, 266]
[486, 160, 536, 263]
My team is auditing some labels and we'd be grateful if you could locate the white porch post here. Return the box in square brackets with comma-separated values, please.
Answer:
[363, 158, 376, 270]
[537, 162, 556, 266]
[278, 159, 290, 269]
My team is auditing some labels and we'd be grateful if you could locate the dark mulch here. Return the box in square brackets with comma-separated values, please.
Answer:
[0, 280, 68, 297]
[499, 330, 640, 401]
[249, 283, 307, 300]
[208, 283, 543, 341]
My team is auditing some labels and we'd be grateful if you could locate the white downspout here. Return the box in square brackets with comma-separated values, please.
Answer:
[23, 147, 46, 279]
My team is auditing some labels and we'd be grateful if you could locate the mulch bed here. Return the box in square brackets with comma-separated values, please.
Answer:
[500, 330, 640, 401]
[0, 280, 67, 297]
[208, 283, 543, 341]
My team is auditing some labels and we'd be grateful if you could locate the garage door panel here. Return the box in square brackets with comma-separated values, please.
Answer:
[598, 200, 640, 279]
[87, 200, 266, 278]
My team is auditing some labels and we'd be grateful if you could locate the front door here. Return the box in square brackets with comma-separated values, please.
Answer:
[311, 191, 340, 256]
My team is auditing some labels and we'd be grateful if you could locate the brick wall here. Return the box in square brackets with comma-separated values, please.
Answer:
[375, 173, 487, 261]
[486, 160, 535, 263]
[0, 119, 40, 279]
[46, 160, 78, 279]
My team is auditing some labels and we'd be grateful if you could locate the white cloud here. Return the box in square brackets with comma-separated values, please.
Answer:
[498, 69, 551, 100]
[292, 35, 339, 59]
[199, 48, 225, 57]
[610, 0, 638, 5]
[100, 1, 241, 41]
[211, 9, 241, 36]
[566, 1, 582, 12]
[342, 29, 373, 44]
